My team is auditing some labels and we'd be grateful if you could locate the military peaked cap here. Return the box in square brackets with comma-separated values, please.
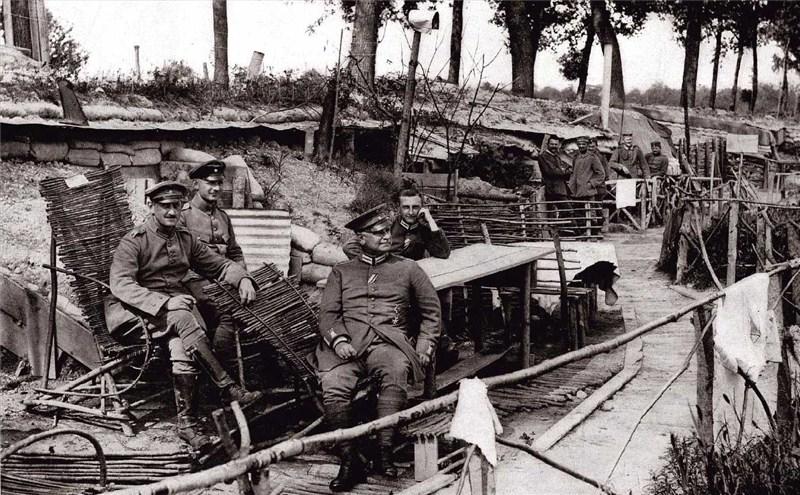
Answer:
[189, 159, 226, 180]
[344, 203, 390, 232]
[576, 135, 590, 144]
[145, 181, 188, 203]
[651, 140, 662, 147]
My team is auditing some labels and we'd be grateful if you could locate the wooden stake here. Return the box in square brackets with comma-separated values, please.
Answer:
[727, 200, 739, 286]
[600, 43, 612, 129]
[134, 45, 141, 80]
[694, 305, 714, 450]
[395, 29, 422, 175]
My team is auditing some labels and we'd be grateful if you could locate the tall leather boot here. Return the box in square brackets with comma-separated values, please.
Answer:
[374, 387, 407, 478]
[326, 402, 366, 492]
[189, 339, 261, 405]
[173, 373, 213, 452]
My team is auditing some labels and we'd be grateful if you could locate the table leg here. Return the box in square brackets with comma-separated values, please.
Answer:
[521, 264, 532, 368]
[470, 281, 482, 352]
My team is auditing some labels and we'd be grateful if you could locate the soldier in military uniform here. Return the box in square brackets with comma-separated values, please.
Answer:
[178, 160, 244, 374]
[106, 181, 260, 451]
[537, 135, 572, 214]
[342, 188, 450, 261]
[317, 205, 441, 491]
[609, 132, 650, 180]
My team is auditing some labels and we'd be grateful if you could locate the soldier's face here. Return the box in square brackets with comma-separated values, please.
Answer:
[623, 136, 633, 147]
[577, 142, 587, 153]
[151, 200, 183, 228]
[399, 195, 423, 225]
[588, 142, 597, 152]
[359, 223, 392, 254]
[197, 177, 223, 203]
[651, 144, 661, 155]
[547, 140, 560, 153]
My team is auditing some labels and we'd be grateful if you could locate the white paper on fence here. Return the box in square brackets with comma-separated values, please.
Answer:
[713, 272, 781, 381]
[712, 272, 781, 440]
[448, 378, 503, 466]
[615, 179, 638, 208]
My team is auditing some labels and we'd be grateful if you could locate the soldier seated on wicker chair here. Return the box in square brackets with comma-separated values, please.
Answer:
[178, 160, 246, 379]
[104, 181, 261, 452]
[315, 204, 441, 492]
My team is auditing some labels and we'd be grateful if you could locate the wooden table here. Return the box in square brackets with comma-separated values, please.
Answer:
[417, 243, 555, 370]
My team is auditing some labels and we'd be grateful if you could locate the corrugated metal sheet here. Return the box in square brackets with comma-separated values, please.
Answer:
[227, 209, 292, 275]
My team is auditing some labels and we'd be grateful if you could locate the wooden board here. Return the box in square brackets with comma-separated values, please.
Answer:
[0, 272, 100, 372]
[417, 243, 554, 291]
[410, 348, 510, 399]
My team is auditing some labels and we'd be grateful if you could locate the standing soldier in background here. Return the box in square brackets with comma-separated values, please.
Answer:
[569, 136, 606, 231]
[609, 132, 650, 180]
[645, 141, 670, 177]
[179, 160, 245, 378]
[537, 135, 572, 214]
[106, 181, 260, 452]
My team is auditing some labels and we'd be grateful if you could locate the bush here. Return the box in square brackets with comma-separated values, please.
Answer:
[47, 11, 88, 80]
[349, 166, 400, 214]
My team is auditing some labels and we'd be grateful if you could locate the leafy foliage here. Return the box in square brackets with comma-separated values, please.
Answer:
[46, 11, 89, 80]
[349, 166, 401, 213]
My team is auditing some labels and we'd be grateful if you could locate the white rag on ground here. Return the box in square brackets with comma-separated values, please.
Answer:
[448, 378, 503, 466]
[713, 272, 781, 382]
[615, 179, 638, 209]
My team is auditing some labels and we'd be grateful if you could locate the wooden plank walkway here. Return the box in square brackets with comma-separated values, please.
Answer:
[492, 228, 699, 494]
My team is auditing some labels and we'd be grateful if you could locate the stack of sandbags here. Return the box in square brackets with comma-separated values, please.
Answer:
[290, 225, 348, 286]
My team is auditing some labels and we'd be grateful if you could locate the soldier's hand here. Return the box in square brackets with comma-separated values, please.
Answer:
[239, 278, 257, 306]
[334, 341, 357, 360]
[418, 345, 433, 368]
[166, 295, 195, 311]
[418, 207, 434, 224]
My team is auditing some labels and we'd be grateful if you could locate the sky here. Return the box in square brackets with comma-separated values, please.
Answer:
[45, 0, 797, 92]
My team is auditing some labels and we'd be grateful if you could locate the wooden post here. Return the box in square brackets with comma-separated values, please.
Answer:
[470, 281, 482, 352]
[726, 200, 739, 285]
[600, 43, 612, 129]
[3, 0, 14, 46]
[467, 449, 496, 495]
[203, 62, 210, 80]
[521, 263, 532, 368]
[639, 181, 647, 231]
[134, 45, 141, 80]
[394, 29, 422, 175]
[414, 435, 439, 481]
[303, 129, 315, 160]
[232, 175, 247, 208]
[247, 50, 265, 79]
[28, 0, 48, 63]
[693, 305, 714, 449]
[552, 229, 569, 338]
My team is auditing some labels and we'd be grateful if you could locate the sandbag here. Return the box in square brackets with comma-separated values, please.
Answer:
[301, 263, 331, 284]
[160, 140, 185, 154]
[132, 148, 162, 166]
[102, 143, 136, 156]
[168, 147, 216, 163]
[291, 247, 312, 264]
[130, 140, 161, 150]
[66, 148, 100, 167]
[291, 225, 321, 252]
[312, 241, 348, 266]
[68, 140, 103, 151]
[223, 155, 265, 198]
[100, 152, 132, 167]
[31, 142, 69, 161]
[1, 141, 30, 159]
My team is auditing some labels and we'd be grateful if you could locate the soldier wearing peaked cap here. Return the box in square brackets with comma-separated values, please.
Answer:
[610, 132, 650, 180]
[645, 140, 669, 177]
[179, 160, 246, 377]
[106, 180, 261, 452]
[316, 204, 442, 491]
[569, 136, 606, 200]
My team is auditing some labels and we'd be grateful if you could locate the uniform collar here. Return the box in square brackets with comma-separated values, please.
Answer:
[399, 219, 419, 231]
[191, 194, 216, 214]
[360, 253, 388, 265]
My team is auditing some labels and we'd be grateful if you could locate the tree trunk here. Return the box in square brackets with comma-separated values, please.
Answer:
[348, 0, 380, 92]
[730, 41, 743, 112]
[591, 0, 624, 107]
[447, 0, 463, 85]
[709, 25, 722, 109]
[749, 28, 758, 113]
[503, 1, 536, 97]
[778, 40, 790, 116]
[576, 17, 595, 102]
[680, 4, 702, 108]
[314, 78, 337, 162]
[212, 0, 229, 89]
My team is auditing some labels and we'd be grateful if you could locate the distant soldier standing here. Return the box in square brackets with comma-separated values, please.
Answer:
[106, 181, 260, 452]
[645, 141, 670, 177]
[609, 132, 650, 180]
[317, 205, 441, 491]
[179, 160, 244, 374]
[569, 136, 606, 202]
[537, 135, 572, 213]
